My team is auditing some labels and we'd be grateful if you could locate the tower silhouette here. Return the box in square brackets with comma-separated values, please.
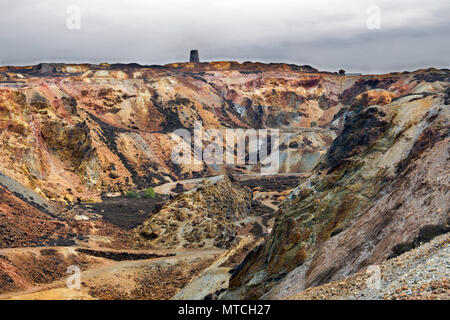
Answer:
[189, 50, 200, 63]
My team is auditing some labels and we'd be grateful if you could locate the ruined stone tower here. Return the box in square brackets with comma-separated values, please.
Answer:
[189, 50, 200, 63]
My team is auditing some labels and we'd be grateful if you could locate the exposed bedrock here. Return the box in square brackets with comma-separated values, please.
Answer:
[224, 80, 449, 299]
[0, 63, 448, 207]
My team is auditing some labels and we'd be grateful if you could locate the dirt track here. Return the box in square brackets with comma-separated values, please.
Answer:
[0, 246, 222, 300]
[154, 173, 308, 195]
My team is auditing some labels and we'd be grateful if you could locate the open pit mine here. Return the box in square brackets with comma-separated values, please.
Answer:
[0, 61, 448, 300]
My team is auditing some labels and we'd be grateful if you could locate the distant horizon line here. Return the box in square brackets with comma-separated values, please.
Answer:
[0, 59, 448, 76]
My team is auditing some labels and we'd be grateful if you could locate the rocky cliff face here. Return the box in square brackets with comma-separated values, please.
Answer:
[285, 233, 449, 300]
[0, 62, 348, 204]
[224, 71, 450, 299]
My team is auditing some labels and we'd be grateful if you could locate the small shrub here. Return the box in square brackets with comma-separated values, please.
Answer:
[126, 190, 139, 198]
[143, 187, 156, 199]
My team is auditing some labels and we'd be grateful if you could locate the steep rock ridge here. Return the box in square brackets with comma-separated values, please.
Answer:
[136, 176, 253, 249]
[285, 233, 449, 300]
[0, 185, 71, 248]
[224, 72, 449, 299]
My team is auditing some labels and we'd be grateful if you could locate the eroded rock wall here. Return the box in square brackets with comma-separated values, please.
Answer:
[224, 72, 450, 299]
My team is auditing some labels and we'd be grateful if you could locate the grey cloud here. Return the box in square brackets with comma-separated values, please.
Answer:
[0, 0, 448, 73]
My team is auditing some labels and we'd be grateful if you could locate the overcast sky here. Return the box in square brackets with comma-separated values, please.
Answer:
[0, 0, 449, 73]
